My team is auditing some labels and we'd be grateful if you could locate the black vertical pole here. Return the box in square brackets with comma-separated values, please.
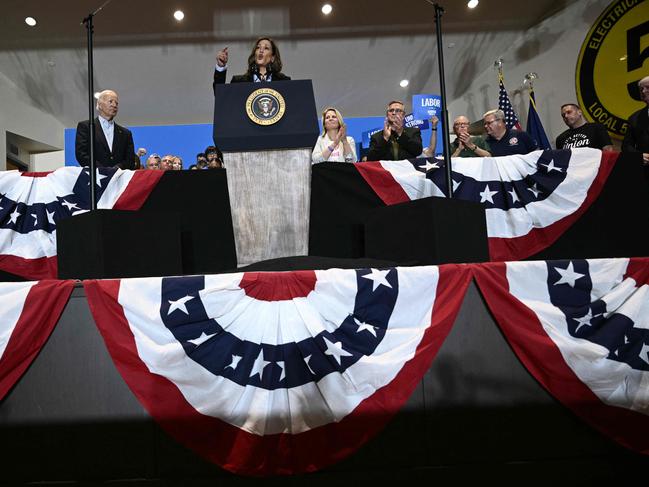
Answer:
[83, 14, 97, 210]
[434, 3, 453, 198]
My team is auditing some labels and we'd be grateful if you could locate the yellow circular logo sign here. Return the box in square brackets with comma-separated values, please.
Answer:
[245, 88, 286, 126]
[576, 0, 649, 139]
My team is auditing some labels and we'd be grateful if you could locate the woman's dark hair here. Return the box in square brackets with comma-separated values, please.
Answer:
[246, 37, 283, 76]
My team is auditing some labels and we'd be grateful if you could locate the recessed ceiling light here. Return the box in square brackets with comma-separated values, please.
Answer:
[25, 17, 37, 27]
[173, 10, 185, 21]
[400, 79, 409, 88]
[321, 4, 333, 15]
[467, 0, 479, 8]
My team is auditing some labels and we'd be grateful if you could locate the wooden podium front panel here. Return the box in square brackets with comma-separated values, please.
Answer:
[225, 148, 311, 266]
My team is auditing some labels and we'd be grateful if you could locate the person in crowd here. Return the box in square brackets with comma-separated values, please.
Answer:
[133, 147, 147, 169]
[160, 154, 175, 171]
[367, 100, 422, 161]
[311, 107, 357, 163]
[213, 37, 291, 90]
[75, 89, 135, 169]
[205, 145, 224, 168]
[189, 164, 198, 170]
[196, 152, 208, 169]
[450, 115, 491, 157]
[145, 154, 160, 170]
[483, 109, 538, 156]
[622, 76, 649, 165]
[556, 103, 613, 150]
[132, 153, 142, 169]
[172, 156, 183, 170]
[420, 115, 439, 157]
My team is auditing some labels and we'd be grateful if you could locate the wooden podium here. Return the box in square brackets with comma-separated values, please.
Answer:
[213, 80, 319, 266]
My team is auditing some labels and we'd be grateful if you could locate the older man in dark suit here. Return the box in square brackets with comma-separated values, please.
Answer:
[75, 89, 135, 169]
[622, 76, 649, 165]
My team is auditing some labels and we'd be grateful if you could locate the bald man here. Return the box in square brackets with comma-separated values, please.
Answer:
[75, 89, 135, 169]
[622, 76, 649, 165]
[450, 115, 491, 157]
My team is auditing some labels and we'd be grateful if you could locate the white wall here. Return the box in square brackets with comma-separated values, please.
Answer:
[0, 71, 65, 170]
[30, 151, 65, 172]
[447, 0, 612, 145]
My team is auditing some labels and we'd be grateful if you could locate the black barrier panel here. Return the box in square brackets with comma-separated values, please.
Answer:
[140, 169, 237, 274]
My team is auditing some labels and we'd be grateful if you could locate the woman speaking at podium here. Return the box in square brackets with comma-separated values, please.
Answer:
[213, 37, 291, 89]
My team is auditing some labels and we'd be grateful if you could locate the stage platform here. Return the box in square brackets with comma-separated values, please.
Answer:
[1, 279, 647, 485]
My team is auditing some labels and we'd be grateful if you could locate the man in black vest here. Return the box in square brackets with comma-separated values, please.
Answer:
[367, 100, 422, 161]
[75, 89, 135, 169]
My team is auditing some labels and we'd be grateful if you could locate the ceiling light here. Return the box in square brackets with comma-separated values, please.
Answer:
[321, 4, 333, 15]
[467, 0, 479, 8]
[25, 17, 37, 27]
[400, 79, 409, 88]
[173, 10, 185, 21]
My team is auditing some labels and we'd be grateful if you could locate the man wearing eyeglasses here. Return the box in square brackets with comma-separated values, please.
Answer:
[622, 76, 649, 165]
[483, 109, 537, 156]
[367, 100, 423, 161]
[450, 116, 491, 157]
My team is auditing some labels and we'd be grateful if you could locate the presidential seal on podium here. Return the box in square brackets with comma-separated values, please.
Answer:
[245, 88, 286, 126]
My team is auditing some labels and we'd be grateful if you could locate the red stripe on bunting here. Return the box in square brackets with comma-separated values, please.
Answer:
[355, 161, 411, 205]
[623, 257, 649, 286]
[473, 261, 649, 455]
[113, 169, 165, 210]
[488, 150, 618, 261]
[239, 271, 317, 301]
[0, 254, 58, 280]
[0, 280, 74, 400]
[84, 264, 471, 476]
[20, 171, 54, 178]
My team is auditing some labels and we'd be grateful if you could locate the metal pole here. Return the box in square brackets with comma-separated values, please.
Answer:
[433, 3, 453, 198]
[82, 14, 97, 210]
[81, 0, 112, 211]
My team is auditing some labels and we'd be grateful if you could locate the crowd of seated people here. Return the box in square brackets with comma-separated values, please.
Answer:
[138, 145, 224, 170]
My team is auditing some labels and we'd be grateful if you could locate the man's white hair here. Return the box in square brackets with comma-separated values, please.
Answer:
[95, 89, 117, 110]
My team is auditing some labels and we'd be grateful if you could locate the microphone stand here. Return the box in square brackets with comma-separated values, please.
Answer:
[428, 1, 454, 198]
[81, 0, 112, 211]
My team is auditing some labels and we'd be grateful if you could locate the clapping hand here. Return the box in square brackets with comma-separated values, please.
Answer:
[337, 124, 347, 144]
[382, 118, 392, 141]
[457, 132, 471, 146]
[392, 111, 404, 133]
[216, 47, 229, 67]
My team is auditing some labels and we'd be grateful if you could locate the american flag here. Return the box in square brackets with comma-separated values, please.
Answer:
[475, 257, 649, 456]
[498, 73, 523, 130]
[84, 264, 472, 475]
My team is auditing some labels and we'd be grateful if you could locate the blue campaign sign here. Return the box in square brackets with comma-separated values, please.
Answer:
[361, 127, 383, 147]
[404, 113, 430, 130]
[412, 94, 443, 156]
